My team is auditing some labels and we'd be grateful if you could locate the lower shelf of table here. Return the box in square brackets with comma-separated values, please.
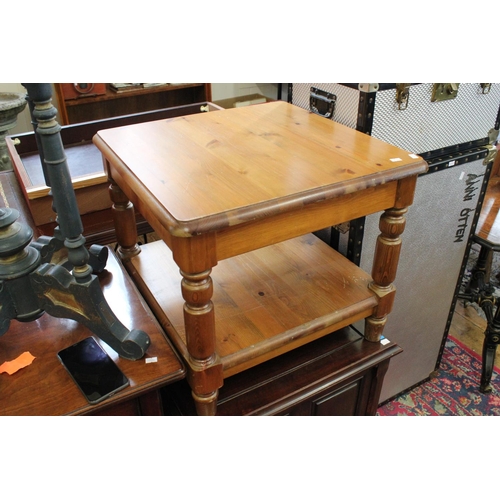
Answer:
[125, 232, 378, 378]
[161, 325, 402, 416]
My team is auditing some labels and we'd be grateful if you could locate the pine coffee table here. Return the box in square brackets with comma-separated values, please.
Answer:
[93, 101, 428, 415]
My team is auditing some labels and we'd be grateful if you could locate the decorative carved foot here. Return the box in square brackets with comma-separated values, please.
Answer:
[30, 263, 150, 360]
[0, 83, 151, 360]
[30, 235, 108, 273]
[88, 245, 109, 273]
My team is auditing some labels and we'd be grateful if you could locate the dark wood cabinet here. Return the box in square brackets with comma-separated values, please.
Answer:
[54, 83, 212, 125]
[161, 326, 402, 416]
[0, 180, 185, 416]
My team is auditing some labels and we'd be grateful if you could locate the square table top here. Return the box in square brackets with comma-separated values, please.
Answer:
[94, 101, 428, 236]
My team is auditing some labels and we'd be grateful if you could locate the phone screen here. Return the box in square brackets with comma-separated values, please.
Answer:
[57, 337, 129, 404]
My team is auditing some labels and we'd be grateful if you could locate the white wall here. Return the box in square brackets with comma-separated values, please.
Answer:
[211, 83, 279, 101]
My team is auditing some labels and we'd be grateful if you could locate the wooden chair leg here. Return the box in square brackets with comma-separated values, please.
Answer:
[466, 244, 492, 293]
[480, 298, 500, 393]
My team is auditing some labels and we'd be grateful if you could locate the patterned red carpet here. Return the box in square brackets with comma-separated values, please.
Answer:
[377, 335, 500, 416]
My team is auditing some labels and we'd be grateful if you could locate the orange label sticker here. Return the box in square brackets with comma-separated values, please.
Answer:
[0, 351, 36, 375]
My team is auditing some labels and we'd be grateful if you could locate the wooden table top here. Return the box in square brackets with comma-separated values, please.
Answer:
[92, 101, 428, 412]
[94, 101, 428, 237]
[0, 249, 185, 416]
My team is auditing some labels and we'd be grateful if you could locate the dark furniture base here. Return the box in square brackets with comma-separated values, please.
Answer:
[0, 247, 185, 416]
[161, 326, 402, 416]
[1, 169, 185, 416]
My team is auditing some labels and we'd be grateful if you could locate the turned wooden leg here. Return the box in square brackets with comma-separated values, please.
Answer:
[109, 179, 141, 260]
[181, 268, 223, 416]
[466, 244, 492, 293]
[365, 207, 407, 342]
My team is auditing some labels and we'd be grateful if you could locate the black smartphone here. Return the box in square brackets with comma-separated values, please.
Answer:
[57, 336, 129, 404]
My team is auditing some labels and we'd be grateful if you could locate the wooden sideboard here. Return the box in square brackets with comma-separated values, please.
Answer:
[94, 101, 428, 416]
[0, 246, 185, 416]
[0, 169, 185, 415]
[6, 101, 221, 246]
[54, 83, 212, 125]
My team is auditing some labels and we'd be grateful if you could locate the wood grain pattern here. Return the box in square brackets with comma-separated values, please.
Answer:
[126, 234, 377, 377]
[0, 249, 184, 416]
[94, 101, 427, 236]
[94, 101, 428, 414]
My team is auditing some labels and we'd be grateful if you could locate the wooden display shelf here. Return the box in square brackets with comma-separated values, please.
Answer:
[125, 233, 378, 378]
[55, 83, 212, 125]
[7, 101, 221, 244]
[63, 84, 208, 104]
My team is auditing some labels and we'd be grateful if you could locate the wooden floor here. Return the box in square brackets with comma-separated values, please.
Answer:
[449, 243, 500, 371]
[450, 300, 500, 370]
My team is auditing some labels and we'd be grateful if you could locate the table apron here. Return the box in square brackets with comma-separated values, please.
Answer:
[215, 181, 399, 261]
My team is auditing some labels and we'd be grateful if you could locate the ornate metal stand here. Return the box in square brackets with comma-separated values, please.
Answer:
[0, 92, 27, 171]
[458, 245, 499, 393]
[0, 83, 150, 360]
